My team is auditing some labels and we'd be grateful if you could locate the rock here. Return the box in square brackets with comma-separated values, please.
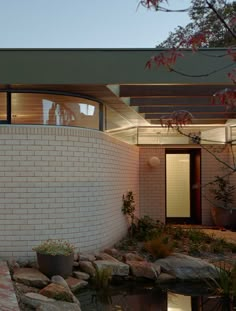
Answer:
[51, 275, 70, 291]
[74, 253, 79, 262]
[95, 252, 119, 262]
[14, 281, 39, 294]
[39, 283, 74, 302]
[36, 301, 81, 311]
[79, 261, 96, 276]
[94, 260, 129, 276]
[51, 275, 81, 305]
[73, 261, 79, 267]
[7, 259, 20, 272]
[79, 254, 96, 262]
[13, 268, 50, 288]
[66, 276, 88, 292]
[73, 271, 90, 280]
[127, 261, 160, 280]
[103, 248, 123, 260]
[157, 273, 176, 283]
[124, 253, 145, 262]
[22, 293, 81, 311]
[154, 253, 218, 280]
[21, 292, 55, 308]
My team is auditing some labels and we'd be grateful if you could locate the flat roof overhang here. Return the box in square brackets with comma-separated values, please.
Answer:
[0, 48, 235, 126]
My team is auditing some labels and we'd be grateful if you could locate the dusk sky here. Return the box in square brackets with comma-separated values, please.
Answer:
[0, 0, 191, 48]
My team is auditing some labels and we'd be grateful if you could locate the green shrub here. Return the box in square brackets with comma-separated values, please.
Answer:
[134, 216, 158, 241]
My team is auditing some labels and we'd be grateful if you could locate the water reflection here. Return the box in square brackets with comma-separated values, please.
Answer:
[168, 293, 191, 311]
[78, 284, 234, 311]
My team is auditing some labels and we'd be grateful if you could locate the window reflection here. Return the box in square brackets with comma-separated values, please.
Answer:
[11, 93, 99, 129]
[0, 93, 7, 121]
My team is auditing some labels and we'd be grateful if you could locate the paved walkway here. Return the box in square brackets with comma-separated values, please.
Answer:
[0, 261, 20, 311]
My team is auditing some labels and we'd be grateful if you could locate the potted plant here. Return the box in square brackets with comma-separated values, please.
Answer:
[33, 239, 75, 278]
[209, 176, 236, 228]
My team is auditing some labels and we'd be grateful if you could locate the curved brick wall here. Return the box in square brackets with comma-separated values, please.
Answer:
[0, 126, 139, 260]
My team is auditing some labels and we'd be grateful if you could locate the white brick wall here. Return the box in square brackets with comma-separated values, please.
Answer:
[0, 125, 139, 260]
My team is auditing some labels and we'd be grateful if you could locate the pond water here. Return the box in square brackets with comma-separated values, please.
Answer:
[78, 283, 233, 311]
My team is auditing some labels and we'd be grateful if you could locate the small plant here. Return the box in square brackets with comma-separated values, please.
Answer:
[33, 239, 75, 256]
[210, 238, 228, 254]
[170, 226, 185, 240]
[207, 262, 236, 299]
[122, 191, 136, 236]
[188, 241, 201, 255]
[144, 235, 173, 259]
[92, 267, 112, 290]
[209, 176, 235, 210]
[187, 229, 211, 244]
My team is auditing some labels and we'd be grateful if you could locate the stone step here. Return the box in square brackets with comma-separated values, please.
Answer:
[0, 261, 20, 310]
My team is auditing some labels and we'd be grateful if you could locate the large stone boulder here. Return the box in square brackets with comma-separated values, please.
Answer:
[127, 261, 160, 280]
[103, 248, 123, 261]
[22, 292, 81, 311]
[95, 252, 119, 262]
[94, 260, 129, 276]
[73, 271, 90, 281]
[66, 276, 88, 292]
[13, 268, 50, 288]
[39, 283, 74, 303]
[79, 261, 96, 277]
[154, 253, 218, 280]
[157, 273, 176, 283]
[51, 275, 81, 305]
[51, 275, 70, 291]
[79, 254, 96, 262]
[124, 253, 145, 262]
[21, 292, 54, 308]
[36, 301, 81, 311]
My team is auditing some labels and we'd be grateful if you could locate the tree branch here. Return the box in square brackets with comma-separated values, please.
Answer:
[169, 62, 235, 78]
[206, 0, 236, 40]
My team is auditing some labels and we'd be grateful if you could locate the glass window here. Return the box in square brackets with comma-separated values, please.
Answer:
[0, 93, 7, 121]
[11, 93, 99, 129]
[105, 106, 131, 131]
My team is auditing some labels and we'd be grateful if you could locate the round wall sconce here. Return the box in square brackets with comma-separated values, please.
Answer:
[148, 156, 160, 168]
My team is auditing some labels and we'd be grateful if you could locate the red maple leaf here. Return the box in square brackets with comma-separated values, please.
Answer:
[160, 110, 193, 128]
[212, 88, 236, 110]
[182, 32, 207, 52]
[145, 49, 184, 70]
[228, 69, 236, 84]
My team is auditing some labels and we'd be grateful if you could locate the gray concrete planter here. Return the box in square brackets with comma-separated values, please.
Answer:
[37, 252, 74, 278]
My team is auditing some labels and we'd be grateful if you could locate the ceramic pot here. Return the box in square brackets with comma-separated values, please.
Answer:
[211, 206, 236, 228]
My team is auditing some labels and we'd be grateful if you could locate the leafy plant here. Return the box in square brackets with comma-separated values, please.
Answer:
[209, 176, 235, 210]
[32, 239, 75, 256]
[122, 191, 136, 236]
[134, 216, 158, 241]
